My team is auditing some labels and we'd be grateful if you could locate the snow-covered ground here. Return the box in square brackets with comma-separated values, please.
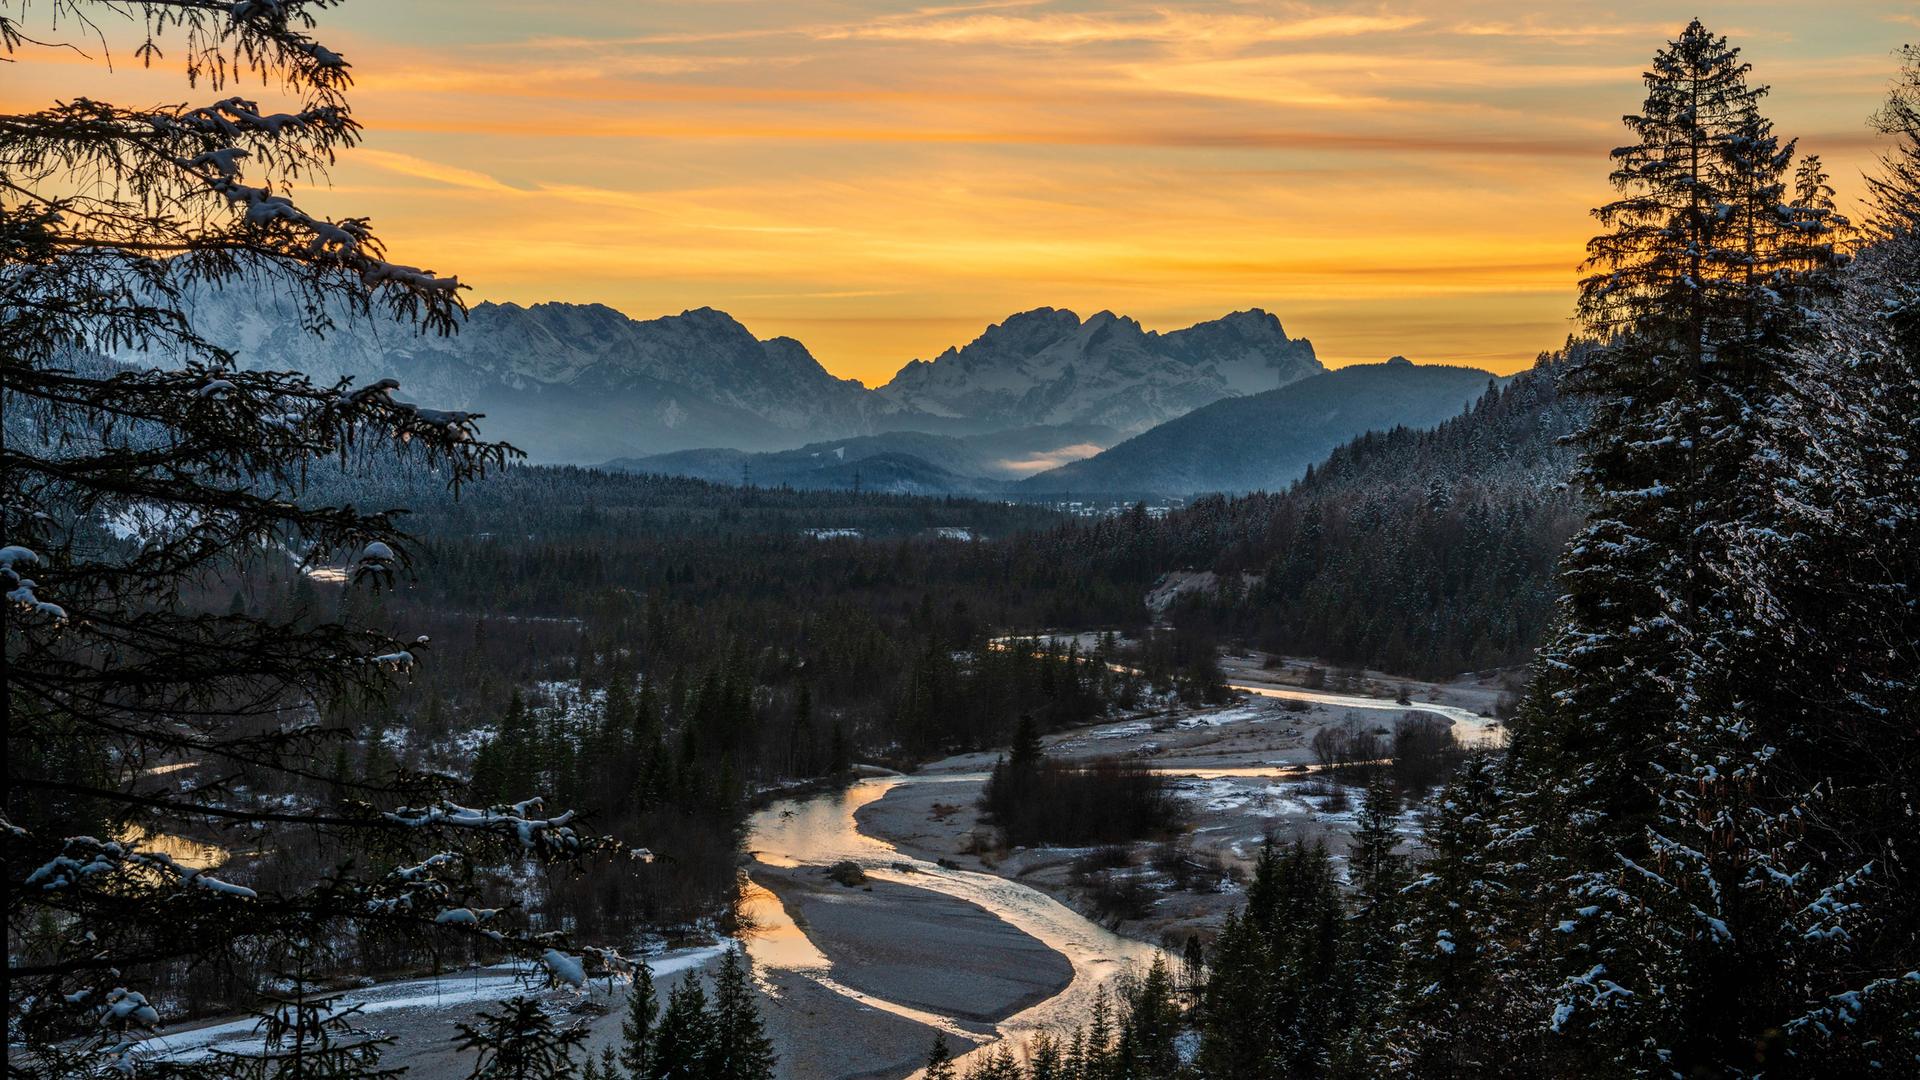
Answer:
[129, 945, 726, 1066]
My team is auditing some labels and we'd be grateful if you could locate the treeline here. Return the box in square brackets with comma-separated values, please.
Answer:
[976, 357, 1583, 678]
[980, 718, 1185, 848]
[933, 780, 1412, 1080]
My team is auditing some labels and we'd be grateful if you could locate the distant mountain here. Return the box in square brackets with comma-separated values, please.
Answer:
[604, 424, 1115, 495]
[876, 308, 1322, 434]
[1021, 358, 1499, 494]
[158, 285, 1325, 464]
[1049, 355, 1585, 676]
[160, 287, 932, 462]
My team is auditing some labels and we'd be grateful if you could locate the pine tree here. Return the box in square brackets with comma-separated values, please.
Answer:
[1123, 955, 1181, 1079]
[620, 961, 660, 1080]
[963, 1044, 1021, 1080]
[452, 996, 588, 1080]
[707, 946, 776, 1080]
[1026, 1030, 1065, 1080]
[1389, 755, 1504, 1077]
[1083, 987, 1115, 1080]
[1482, 19, 1866, 1076]
[925, 1032, 958, 1080]
[213, 986, 402, 1080]
[1710, 46, 1920, 1068]
[1, 3, 623, 1070]
[647, 977, 714, 1080]
[1334, 778, 1406, 1076]
[1009, 713, 1045, 772]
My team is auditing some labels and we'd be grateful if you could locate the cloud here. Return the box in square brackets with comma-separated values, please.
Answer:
[815, 10, 1423, 47]
[352, 149, 525, 193]
[996, 443, 1106, 475]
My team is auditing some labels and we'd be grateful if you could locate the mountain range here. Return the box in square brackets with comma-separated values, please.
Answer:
[157, 283, 1505, 494]
[609, 360, 1499, 496]
[875, 307, 1321, 431]
[162, 286, 1324, 466]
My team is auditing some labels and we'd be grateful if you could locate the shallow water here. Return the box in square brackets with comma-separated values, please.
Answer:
[1224, 681, 1505, 746]
[741, 777, 1161, 1073]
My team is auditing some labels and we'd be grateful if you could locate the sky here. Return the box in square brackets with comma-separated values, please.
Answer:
[17, 2, 1913, 384]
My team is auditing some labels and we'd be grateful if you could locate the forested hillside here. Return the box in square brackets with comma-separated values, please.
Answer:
[957, 356, 1584, 676]
[1022, 359, 1498, 494]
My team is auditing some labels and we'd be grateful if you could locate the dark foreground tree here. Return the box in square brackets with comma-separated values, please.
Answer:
[3, 2, 632, 1073]
[1468, 19, 1912, 1077]
[452, 996, 588, 1080]
[620, 960, 660, 1079]
[708, 946, 776, 1080]
[212, 986, 403, 1080]
[924, 1031, 957, 1080]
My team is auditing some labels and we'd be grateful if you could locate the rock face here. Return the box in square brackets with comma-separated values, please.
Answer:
[876, 307, 1322, 434]
[159, 286, 1323, 463]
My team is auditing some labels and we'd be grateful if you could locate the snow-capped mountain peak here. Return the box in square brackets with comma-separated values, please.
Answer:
[876, 307, 1321, 433]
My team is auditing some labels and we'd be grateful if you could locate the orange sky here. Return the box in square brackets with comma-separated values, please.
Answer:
[14, 2, 1911, 383]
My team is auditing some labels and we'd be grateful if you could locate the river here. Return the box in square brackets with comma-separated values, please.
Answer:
[742, 776, 1160, 1073]
[736, 664, 1504, 1076]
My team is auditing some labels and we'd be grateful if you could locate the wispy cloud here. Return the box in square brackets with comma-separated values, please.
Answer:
[352, 149, 525, 193]
[267, 0, 1904, 383]
[815, 10, 1423, 47]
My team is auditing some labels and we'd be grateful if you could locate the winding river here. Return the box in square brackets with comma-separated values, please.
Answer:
[741, 777, 1160, 1071]
[735, 668, 1503, 1074]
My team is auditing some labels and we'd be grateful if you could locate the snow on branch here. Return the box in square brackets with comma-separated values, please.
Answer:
[2, 545, 68, 624]
[23, 835, 257, 899]
[381, 797, 644, 860]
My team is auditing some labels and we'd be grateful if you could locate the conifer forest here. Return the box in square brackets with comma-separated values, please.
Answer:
[5, 5, 1918, 1078]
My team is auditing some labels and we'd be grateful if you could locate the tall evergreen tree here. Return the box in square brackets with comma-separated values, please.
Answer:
[707, 946, 776, 1080]
[621, 961, 660, 1080]
[1123, 955, 1181, 1079]
[1713, 45, 1920, 1068]
[1334, 778, 1406, 1076]
[647, 976, 714, 1080]
[1478, 19, 1873, 1077]
[1389, 755, 1505, 1077]
[924, 1031, 958, 1080]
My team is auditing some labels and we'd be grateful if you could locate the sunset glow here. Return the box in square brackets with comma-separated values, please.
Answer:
[15, 1, 1908, 383]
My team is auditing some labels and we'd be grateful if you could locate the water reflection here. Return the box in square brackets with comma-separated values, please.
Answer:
[741, 778, 1160, 1073]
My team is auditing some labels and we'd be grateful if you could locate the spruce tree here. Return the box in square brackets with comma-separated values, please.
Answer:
[1083, 987, 1115, 1080]
[1715, 46, 1920, 1068]
[707, 946, 776, 1080]
[2, 2, 624, 1071]
[1334, 777, 1406, 1076]
[1484, 19, 1869, 1076]
[1389, 755, 1503, 1077]
[1123, 955, 1181, 1079]
[452, 996, 588, 1080]
[1026, 1030, 1065, 1080]
[924, 1031, 958, 1080]
[647, 976, 714, 1080]
[620, 961, 660, 1080]
[213, 986, 402, 1080]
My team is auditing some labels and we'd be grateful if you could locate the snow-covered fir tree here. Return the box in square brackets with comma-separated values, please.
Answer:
[2, 2, 635, 1072]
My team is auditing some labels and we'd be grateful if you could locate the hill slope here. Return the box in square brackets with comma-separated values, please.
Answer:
[1022, 358, 1498, 494]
